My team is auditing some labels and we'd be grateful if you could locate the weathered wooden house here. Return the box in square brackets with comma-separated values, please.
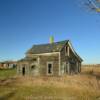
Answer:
[17, 40, 83, 76]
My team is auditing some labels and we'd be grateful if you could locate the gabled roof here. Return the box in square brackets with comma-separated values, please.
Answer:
[26, 40, 69, 54]
[67, 40, 83, 61]
[26, 40, 83, 62]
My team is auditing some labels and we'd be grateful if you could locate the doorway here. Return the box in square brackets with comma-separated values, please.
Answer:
[47, 62, 53, 75]
[22, 67, 25, 76]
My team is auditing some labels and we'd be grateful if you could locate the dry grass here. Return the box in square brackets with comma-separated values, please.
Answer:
[81, 65, 100, 80]
[0, 74, 98, 100]
[0, 67, 100, 100]
[82, 65, 100, 73]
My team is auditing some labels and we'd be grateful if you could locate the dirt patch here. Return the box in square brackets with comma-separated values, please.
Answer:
[0, 77, 17, 86]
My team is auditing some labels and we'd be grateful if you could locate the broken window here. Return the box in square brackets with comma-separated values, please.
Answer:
[47, 63, 53, 75]
[31, 65, 35, 69]
[65, 46, 70, 56]
[33, 58, 37, 61]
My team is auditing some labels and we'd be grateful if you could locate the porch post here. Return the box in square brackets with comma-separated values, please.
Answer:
[76, 62, 79, 73]
[79, 63, 81, 73]
[38, 57, 40, 65]
[67, 62, 70, 74]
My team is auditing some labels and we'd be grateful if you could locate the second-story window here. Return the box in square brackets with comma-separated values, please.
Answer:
[65, 46, 70, 56]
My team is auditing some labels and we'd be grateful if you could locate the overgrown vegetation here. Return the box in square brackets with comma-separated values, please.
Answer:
[0, 67, 100, 100]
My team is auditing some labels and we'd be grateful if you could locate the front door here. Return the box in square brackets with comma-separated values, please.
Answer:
[22, 67, 25, 76]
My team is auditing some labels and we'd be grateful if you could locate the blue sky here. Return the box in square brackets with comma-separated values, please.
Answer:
[0, 0, 100, 64]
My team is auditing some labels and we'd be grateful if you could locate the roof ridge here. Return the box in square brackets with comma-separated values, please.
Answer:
[26, 40, 69, 54]
[32, 40, 69, 46]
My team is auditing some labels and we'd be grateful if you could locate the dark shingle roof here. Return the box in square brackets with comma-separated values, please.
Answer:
[18, 57, 34, 62]
[26, 40, 68, 54]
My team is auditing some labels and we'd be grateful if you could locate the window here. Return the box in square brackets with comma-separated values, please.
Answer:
[47, 62, 53, 75]
[31, 65, 35, 69]
[33, 58, 37, 61]
[65, 46, 70, 56]
[65, 46, 68, 55]
[65, 46, 68, 53]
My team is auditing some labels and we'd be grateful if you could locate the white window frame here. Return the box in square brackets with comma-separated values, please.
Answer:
[47, 62, 53, 75]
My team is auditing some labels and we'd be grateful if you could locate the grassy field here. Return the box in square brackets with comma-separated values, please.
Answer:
[0, 69, 16, 80]
[0, 67, 100, 100]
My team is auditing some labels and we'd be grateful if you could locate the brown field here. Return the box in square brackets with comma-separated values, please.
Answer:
[0, 66, 100, 100]
[81, 65, 100, 79]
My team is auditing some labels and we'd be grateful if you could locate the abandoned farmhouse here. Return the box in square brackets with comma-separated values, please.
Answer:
[17, 39, 83, 76]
